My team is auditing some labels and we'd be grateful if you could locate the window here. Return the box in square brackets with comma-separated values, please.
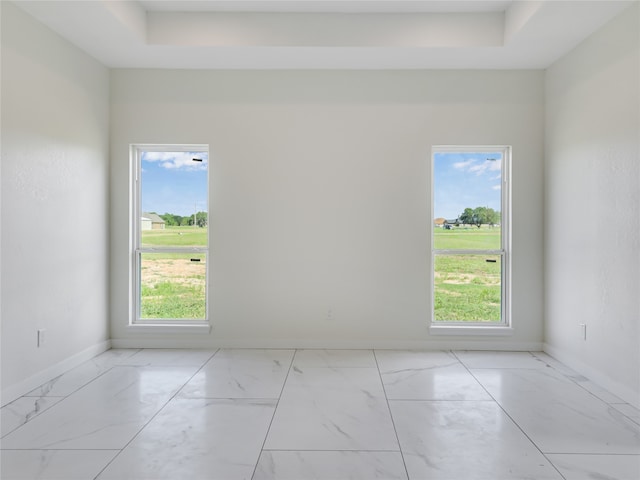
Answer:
[131, 145, 209, 326]
[431, 146, 510, 329]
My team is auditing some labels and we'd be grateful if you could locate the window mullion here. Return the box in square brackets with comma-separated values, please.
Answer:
[434, 249, 504, 255]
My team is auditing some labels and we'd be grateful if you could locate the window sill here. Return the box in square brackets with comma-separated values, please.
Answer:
[127, 323, 211, 334]
[429, 325, 514, 336]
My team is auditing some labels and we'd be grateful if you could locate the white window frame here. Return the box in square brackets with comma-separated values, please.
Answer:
[429, 145, 512, 335]
[130, 144, 210, 331]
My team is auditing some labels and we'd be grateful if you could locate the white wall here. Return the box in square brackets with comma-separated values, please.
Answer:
[110, 69, 544, 350]
[545, 4, 640, 406]
[1, 2, 111, 403]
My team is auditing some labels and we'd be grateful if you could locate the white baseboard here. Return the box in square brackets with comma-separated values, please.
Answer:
[1, 340, 111, 407]
[544, 343, 640, 409]
[111, 337, 542, 352]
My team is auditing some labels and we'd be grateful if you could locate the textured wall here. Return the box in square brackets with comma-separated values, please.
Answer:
[110, 69, 544, 349]
[1, 2, 110, 401]
[545, 3, 640, 406]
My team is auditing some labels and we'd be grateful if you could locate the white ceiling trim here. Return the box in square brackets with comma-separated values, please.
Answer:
[138, 1, 515, 14]
[11, 0, 636, 69]
[147, 12, 505, 48]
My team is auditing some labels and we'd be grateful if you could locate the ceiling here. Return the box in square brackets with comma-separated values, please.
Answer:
[12, 0, 635, 69]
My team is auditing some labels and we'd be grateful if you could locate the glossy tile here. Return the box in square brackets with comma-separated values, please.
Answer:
[547, 454, 640, 480]
[472, 368, 640, 454]
[179, 349, 294, 399]
[293, 349, 376, 367]
[532, 353, 627, 403]
[390, 400, 563, 480]
[455, 350, 547, 369]
[97, 398, 276, 480]
[1, 366, 197, 450]
[25, 349, 140, 397]
[576, 379, 626, 404]
[0, 450, 117, 480]
[1, 397, 63, 437]
[4, 348, 636, 480]
[254, 451, 408, 480]
[117, 348, 216, 366]
[265, 367, 398, 450]
[376, 350, 491, 400]
[614, 403, 640, 426]
[531, 352, 585, 378]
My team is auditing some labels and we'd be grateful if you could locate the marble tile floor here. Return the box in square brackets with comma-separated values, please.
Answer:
[1, 349, 639, 480]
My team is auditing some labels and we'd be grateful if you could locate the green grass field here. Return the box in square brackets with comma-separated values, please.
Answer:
[433, 226, 501, 250]
[433, 226, 502, 322]
[140, 227, 207, 319]
[141, 226, 207, 247]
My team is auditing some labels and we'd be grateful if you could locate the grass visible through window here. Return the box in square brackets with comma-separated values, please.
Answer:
[139, 227, 207, 320]
[434, 227, 502, 322]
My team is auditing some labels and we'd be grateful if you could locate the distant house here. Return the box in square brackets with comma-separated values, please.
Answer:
[435, 217, 461, 229]
[443, 218, 461, 229]
[141, 212, 165, 230]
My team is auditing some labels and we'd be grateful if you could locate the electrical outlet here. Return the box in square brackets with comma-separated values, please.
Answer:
[327, 309, 334, 320]
[37, 329, 47, 347]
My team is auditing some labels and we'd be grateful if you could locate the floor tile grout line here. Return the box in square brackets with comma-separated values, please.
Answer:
[531, 352, 640, 428]
[608, 401, 640, 425]
[26, 349, 141, 397]
[373, 349, 411, 480]
[249, 348, 297, 480]
[90, 348, 220, 480]
[385, 398, 496, 402]
[54, 350, 143, 398]
[543, 452, 640, 456]
[530, 352, 632, 408]
[453, 350, 569, 480]
[453, 351, 639, 417]
[19, 395, 67, 398]
[1, 398, 63, 440]
[260, 448, 403, 453]
[0, 448, 123, 451]
[1, 350, 145, 440]
[175, 396, 281, 401]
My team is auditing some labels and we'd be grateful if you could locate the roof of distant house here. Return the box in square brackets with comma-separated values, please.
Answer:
[142, 212, 165, 223]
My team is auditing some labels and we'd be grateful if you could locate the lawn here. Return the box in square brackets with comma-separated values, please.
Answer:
[433, 226, 501, 250]
[433, 227, 503, 322]
[141, 225, 207, 247]
[139, 227, 207, 319]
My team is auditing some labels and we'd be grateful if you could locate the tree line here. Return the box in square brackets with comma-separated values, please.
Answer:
[457, 207, 500, 228]
[157, 212, 208, 228]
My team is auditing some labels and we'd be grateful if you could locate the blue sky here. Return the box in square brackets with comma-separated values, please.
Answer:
[433, 151, 502, 220]
[141, 151, 208, 217]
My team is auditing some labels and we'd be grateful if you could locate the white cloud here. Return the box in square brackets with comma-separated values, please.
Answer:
[492, 184, 501, 190]
[142, 151, 208, 171]
[458, 158, 502, 176]
[453, 159, 476, 170]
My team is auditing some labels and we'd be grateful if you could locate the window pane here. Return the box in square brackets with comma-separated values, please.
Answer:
[433, 152, 502, 250]
[139, 253, 206, 320]
[140, 151, 208, 248]
[434, 254, 501, 322]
